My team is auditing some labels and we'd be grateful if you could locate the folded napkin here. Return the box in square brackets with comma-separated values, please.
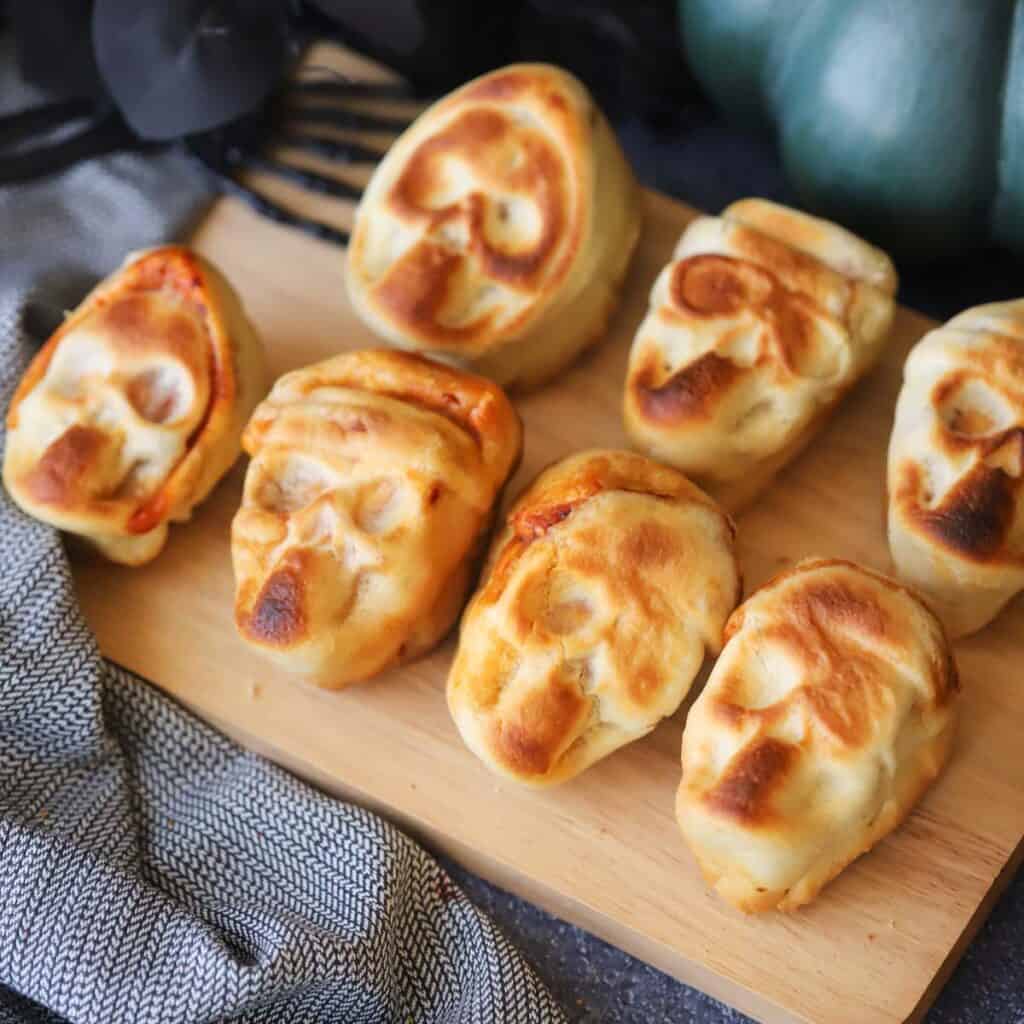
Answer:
[0, 69, 564, 1024]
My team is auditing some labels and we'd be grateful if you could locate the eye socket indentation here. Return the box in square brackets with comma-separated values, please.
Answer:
[256, 456, 334, 515]
[672, 256, 774, 317]
[777, 305, 843, 380]
[45, 338, 114, 403]
[937, 378, 1014, 439]
[125, 365, 190, 424]
[354, 477, 408, 535]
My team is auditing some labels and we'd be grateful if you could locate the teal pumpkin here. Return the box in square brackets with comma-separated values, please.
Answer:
[679, 0, 1024, 260]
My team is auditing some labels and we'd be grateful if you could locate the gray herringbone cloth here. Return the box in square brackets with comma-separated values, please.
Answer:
[0, 79, 565, 1024]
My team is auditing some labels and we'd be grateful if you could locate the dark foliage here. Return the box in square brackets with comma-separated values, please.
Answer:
[7, 0, 693, 143]
[92, 0, 293, 140]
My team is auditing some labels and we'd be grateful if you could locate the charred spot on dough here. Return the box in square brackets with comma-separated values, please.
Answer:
[22, 424, 108, 504]
[241, 558, 307, 647]
[633, 351, 741, 424]
[912, 463, 1018, 561]
[489, 674, 590, 777]
[704, 737, 796, 824]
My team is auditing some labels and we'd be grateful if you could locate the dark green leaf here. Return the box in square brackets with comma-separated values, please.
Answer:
[93, 0, 292, 141]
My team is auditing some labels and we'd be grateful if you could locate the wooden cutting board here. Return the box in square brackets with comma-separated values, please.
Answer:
[70, 45, 1024, 1024]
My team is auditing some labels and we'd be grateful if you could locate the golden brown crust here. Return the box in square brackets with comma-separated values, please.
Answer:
[237, 550, 310, 649]
[898, 458, 1020, 562]
[723, 198, 898, 293]
[632, 348, 742, 426]
[508, 447, 725, 529]
[351, 66, 584, 352]
[20, 424, 108, 507]
[3, 246, 266, 564]
[887, 299, 1024, 636]
[447, 449, 740, 786]
[241, 349, 520, 477]
[623, 201, 896, 511]
[387, 108, 570, 300]
[347, 63, 640, 390]
[703, 737, 796, 827]
[231, 349, 522, 688]
[676, 557, 958, 913]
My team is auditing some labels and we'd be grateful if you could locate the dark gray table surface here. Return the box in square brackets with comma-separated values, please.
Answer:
[447, 108, 1024, 1024]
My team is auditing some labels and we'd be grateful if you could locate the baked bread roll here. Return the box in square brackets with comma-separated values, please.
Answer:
[232, 349, 522, 687]
[4, 246, 266, 565]
[447, 449, 740, 786]
[888, 300, 1024, 637]
[676, 558, 958, 913]
[346, 63, 641, 392]
[623, 200, 897, 511]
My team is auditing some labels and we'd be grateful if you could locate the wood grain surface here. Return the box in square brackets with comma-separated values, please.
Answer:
[69, 45, 1024, 1024]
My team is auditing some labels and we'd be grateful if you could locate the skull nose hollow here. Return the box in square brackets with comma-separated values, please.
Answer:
[354, 477, 406, 535]
[937, 376, 1016, 439]
[124, 364, 192, 424]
